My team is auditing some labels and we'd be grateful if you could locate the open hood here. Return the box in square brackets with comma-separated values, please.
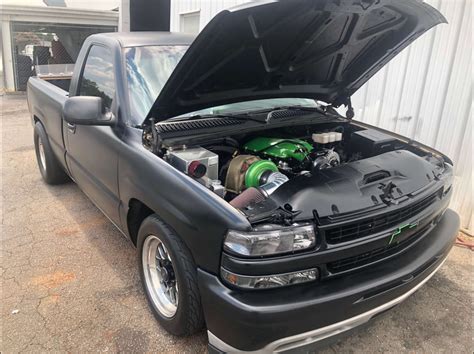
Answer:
[145, 0, 445, 123]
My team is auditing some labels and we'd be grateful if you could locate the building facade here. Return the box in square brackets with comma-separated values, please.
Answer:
[0, 4, 119, 91]
[169, 0, 472, 232]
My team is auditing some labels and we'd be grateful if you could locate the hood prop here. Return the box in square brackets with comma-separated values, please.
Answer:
[345, 97, 355, 120]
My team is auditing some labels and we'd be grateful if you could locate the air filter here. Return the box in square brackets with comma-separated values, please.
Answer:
[230, 187, 265, 209]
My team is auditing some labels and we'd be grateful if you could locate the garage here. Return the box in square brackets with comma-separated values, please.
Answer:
[1, 3, 118, 91]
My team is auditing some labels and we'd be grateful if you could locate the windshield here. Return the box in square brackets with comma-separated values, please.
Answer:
[125, 45, 188, 123]
[125, 45, 319, 123]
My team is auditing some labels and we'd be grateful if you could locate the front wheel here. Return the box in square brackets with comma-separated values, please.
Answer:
[137, 215, 204, 336]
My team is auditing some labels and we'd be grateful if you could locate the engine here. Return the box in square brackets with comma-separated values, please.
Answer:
[159, 125, 446, 223]
[243, 135, 341, 174]
[164, 131, 344, 209]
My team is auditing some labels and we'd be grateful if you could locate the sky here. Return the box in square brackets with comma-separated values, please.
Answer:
[2, 0, 120, 11]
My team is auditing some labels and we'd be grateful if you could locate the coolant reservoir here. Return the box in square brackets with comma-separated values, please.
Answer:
[312, 132, 342, 144]
[312, 134, 328, 144]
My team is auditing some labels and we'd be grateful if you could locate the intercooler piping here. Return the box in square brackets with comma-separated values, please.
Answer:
[259, 172, 289, 197]
[230, 172, 288, 209]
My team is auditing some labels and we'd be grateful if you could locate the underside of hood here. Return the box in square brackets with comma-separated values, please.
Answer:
[145, 0, 446, 123]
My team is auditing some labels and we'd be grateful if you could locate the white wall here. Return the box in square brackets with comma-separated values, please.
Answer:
[170, 0, 248, 32]
[350, 0, 472, 232]
[170, 0, 473, 232]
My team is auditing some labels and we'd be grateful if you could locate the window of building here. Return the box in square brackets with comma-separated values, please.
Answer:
[180, 11, 200, 34]
[79, 45, 115, 111]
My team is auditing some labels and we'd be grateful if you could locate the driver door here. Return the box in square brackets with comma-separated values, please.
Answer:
[64, 44, 121, 225]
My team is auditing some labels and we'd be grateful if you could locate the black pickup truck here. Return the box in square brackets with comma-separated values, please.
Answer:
[27, 0, 460, 352]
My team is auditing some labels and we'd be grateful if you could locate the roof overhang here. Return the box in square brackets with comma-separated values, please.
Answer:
[0, 5, 119, 26]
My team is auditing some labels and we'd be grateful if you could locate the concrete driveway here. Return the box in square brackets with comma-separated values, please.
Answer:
[1, 94, 473, 353]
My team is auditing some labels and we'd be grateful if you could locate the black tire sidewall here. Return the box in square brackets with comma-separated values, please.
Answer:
[33, 122, 68, 184]
[34, 123, 49, 181]
[137, 215, 203, 336]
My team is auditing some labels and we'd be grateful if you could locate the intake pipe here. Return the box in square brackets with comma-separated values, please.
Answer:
[230, 172, 289, 209]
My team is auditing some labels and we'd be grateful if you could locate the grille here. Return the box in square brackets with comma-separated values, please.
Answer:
[157, 118, 243, 133]
[325, 190, 441, 244]
[327, 223, 431, 273]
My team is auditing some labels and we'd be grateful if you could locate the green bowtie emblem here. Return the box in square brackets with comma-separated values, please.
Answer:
[389, 222, 418, 245]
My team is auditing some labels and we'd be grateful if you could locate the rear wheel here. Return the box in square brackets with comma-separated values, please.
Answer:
[34, 122, 69, 185]
[137, 215, 204, 336]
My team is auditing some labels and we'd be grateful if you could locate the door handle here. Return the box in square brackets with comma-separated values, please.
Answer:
[67, 122, 76, 133]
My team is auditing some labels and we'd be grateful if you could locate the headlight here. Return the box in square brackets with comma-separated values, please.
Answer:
[221, 267, 319, 289]
[224, 224, 316, 257]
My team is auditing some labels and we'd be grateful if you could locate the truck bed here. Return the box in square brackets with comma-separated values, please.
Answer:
[27, 76, 69, 169]
[38, 76, 71, 92]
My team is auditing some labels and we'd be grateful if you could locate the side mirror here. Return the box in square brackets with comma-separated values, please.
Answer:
[63, 96, 115, 126]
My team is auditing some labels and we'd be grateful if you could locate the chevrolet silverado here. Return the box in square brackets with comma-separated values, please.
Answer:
[27, 0, 460, 352]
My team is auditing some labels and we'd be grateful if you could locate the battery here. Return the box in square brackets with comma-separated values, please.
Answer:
[351, 129, 403, 157]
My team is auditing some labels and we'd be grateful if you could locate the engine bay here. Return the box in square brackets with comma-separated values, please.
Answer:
[157, 121, 448, 224]
[164, 126, 349, 201]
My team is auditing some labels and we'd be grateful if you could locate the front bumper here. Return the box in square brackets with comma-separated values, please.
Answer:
[198, 209, 460, 352]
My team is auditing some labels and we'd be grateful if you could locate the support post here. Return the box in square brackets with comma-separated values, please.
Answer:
[128, 0, 170, 31]
[1, 20, 15, 91]
[119, 0, 130, 32]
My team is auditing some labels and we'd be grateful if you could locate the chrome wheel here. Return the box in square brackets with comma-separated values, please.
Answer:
[142, 235, 179, 318]
[38, 136, 46, 172]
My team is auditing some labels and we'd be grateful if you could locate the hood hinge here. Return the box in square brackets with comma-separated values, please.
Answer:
[142, 118, 163, 156]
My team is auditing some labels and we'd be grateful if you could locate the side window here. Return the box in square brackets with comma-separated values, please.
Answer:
[79, 45, 114, 112]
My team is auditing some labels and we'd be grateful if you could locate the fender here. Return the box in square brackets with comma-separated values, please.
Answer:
[118, 135, 250, 274]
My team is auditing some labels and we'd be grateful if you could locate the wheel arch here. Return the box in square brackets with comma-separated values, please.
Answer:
[127, 198, 154, 247]
[33, 114, 44, 126]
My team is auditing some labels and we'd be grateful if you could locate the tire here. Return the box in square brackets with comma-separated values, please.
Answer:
[34, 122, 69, 185]
[137, 214, 204, 336]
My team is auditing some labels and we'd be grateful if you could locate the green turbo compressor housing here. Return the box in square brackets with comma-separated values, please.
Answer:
[244, 160, 278, 188]
[244, 137, 314, 162]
